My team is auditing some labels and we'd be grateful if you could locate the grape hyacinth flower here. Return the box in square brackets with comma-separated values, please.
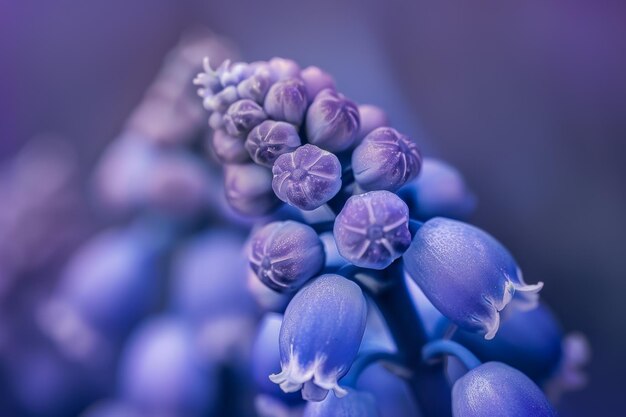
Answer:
[208, 129, 250, 164]
[245, 120, 302, 167]
[356, 105, 389, 143]
[264, 79, 308, 125]
[452, 362, 557, 417]
[403, 217, 544, 339]
[303, 390, 379, 417]
[300, 66, 336, 102]
[305, 89, 360, 152]
[352, 127, 422, 192]
[223, 99, 268, 138]
[270, 274, 367, 401]
[224, 163, 280, 216]
[334, 191, 412, 269]
[272, 144, 342, 210]
[248, 221, 325, 292]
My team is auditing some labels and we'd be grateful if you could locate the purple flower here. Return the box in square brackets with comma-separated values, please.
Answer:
[300, 66, 336, 102]
[224, 163, 281, 216]
[207, 129, 250, 164]
[272, 144, 342, 210]
[352, 127, 422, 192]
[270, 274, 367, 401]
[334, 191, 412, 270]
[264, 79, 308, 125]
[246, 120, 302, 167]
[356, 105, 388, 143]
[403, 218, 543, 340]
[268, 57, 301, 81]
[203, 85, 239, 114]
[223, 99, 268, 138]
[305, 89, 360, 152]
[303, 390, 379, 417]
[237, 71, 272, 104]
[452, 362, 557, 417]
[248, 221, 325, 292]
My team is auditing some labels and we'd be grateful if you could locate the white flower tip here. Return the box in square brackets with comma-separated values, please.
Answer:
[483, 310, 500, 340]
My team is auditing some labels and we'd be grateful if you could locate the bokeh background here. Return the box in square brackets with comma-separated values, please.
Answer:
[2, 1, 625, 415]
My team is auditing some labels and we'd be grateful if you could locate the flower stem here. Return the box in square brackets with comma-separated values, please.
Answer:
[422, 339, 481, 370]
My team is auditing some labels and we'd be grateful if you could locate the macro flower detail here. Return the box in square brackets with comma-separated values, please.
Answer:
[352, 127, 422, 192]
[248, 221, 325, 292]
[245, 120, 302, 167]
[356, 105, 388, 143]
[223, 163, 280, 216]
[303, 389, 379, 417]
[222, 99, 268, 137]
[272, 144, 342, 210]
[452, 362, 557, 417]
[270, 274, 367, 401]
[208, 129, 250, 164]
[237, 70, 272, 104]
[264, 78, 308, 125]
[305, 89, 360, 152]
[300, 66, 336, 102]
[403, 217, 543, 340]
[334, 191, 412, 269]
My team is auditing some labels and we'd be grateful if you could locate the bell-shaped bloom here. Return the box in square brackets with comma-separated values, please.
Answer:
[224, 163, 281, 216]
[403, 218, 543, 340]
[246, 120, 302, 167]
[272, 144, 342, 210]
[223, 99, 268, 138]
[270, 274, 367, 401]
[248, 221, 325, 292]
[399, 158, 476, 220]
[207, 129, 250, 164]
[356, 105, 388, 143]
[305, 89, 360, 152]
[334, 191, 412, 269]
[303, 390, 379, 417]
[352, 127, 422, 192]
[452, 362, 557, 417]
[264, 79, 308, 125]
[119, 316, 215, 417]
[300, 66, 336, 102]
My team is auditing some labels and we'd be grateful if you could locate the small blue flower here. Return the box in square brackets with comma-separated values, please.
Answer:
[356, 105, 388, 143]
[352, 127, 422, 192]
[403, 218, 543, 339]
[246, 120, 302, 167]
[300, 66, 336, 102]
[303, 390, 379, 417]
[334, 191, 412, 269]
[270, 274, 367, 401]
[452, 362, 557, 417]
[272, 144, 342, 210]
[224, 163, 281, 216]
[248, 221, 325, 292]
[305, 89, 360, 152]
[264, 79, 308, 125]
[208, 129, 250, 164]
[223, 99, 268, 138]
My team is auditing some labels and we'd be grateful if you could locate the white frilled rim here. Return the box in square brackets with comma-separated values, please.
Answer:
[269, 348, 348, 401]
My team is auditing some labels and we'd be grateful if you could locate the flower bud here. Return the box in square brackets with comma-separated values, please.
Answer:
[208, 129, 250, 164]
[452, 362, 557, 417]
[248, 221, 325, 292]
[270, 275, 367, 401]
[246, 120, 302, 167]
[264, 79, 308, 125]
[203, 85, 238, 113]
[272, 144, 342, 210]
[224, 163, 281, 216]
[303, 390, 379, 417]
[334, 191, 412, 270]
[237, 72, 272, 104]
[352, 127, 422, 192]
[223, 99, 268, 138]
[218, 61, 252, 87]
[356, 105, 388, 142]
[268, 57, 301, 81]
[305, 89, 359, 152]
[300, 66, 336, 102]
[403, 218, 543, 340]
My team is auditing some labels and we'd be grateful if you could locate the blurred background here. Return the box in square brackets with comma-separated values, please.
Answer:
[1, 0, 625, 416]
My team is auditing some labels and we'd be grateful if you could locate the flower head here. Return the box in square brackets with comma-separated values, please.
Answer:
[403, 218, 543, 340]
[264, 79, 308, 125]
[305, 89, 360, 152]
[272, 144, 342, 210]
[334, 191, 412, 269]
[270, 274, 367, 401]
[246, 120, 302, 167]
[222, 99, 268, 138]
[248, 221, 325, 292]
[303, 390, 379, 417]
[352, 127, 422, 192]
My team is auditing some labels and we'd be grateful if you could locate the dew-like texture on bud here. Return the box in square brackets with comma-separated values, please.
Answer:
[452, 362, 557, 417]
[272, 144, 342, 210]
[403, 218, 543, 340]
[223, 99, 268, 138]
[248, 221, 325, 292]
[264, 79, 308, 125]
[246, 120, 302, 167]
[270, 275, 367, 401]
[356, 105, 388, 143]
[352, 127, 422, 192]
[300, 66, 336, 102]
[334, 191, 411, 270]
[399, 158, 476, 220]
[303, 390, 379, 417]
[305, 89, 360, 152]
[224, 163, 281, 216]
[208, 129, 250, 164]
